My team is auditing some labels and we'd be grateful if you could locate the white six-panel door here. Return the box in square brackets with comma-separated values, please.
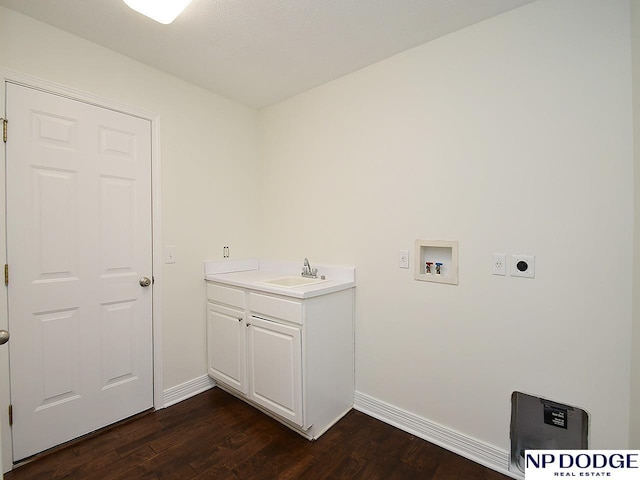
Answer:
[6, 83, 153, 461]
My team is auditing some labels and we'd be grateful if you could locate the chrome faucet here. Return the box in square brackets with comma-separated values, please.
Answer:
[302, 257, 318, 278]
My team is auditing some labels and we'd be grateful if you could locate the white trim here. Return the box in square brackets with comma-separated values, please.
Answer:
[353, 391, 519, 479]
[0, 69, 164, 468]
[0, 69, 156, 120]
[163, 375, 215, 408]
[151, 115, 164, 410]
[0, 71, 10, 475]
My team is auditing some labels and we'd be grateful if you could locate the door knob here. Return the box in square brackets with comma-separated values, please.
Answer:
[139, 276, 152, 287]
[0, 330, 9, 345]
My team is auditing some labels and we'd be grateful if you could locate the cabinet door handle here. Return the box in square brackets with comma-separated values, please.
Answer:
[237, 317, 243, 322]
[246, 323, 251, 327]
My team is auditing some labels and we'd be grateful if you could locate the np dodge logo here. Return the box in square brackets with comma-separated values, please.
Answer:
[525, 451, 640, 479]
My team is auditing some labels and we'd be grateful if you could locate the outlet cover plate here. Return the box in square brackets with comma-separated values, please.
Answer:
[511, 254, 534, 278]
[492, 253, 507, 276]
[399, 250, 410, 269]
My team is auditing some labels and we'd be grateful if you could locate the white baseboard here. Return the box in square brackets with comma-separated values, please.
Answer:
[162, 374, 215, 408]
[354, 391, 519, 479]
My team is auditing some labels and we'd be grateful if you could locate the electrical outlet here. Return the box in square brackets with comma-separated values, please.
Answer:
[492, 253, 506, 276]
[164, 246, 177, 264]
[399, 250, 410, 269]
[511, 254, 535, 278]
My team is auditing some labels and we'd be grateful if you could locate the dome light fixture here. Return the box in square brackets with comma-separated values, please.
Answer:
[122, 0, 192, 24]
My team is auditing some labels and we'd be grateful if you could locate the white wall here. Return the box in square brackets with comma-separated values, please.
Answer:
[259, 0, 634, 451]
[631, 0, 640, 450]
[0, 7, 260, 401]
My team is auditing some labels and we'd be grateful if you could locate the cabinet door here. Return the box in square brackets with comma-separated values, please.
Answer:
[248, 317, 302, 426]
[207, 302, 247, 394]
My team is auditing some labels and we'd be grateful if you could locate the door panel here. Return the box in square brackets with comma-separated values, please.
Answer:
[207, 303, 247, 394]
[37, 308, 80, 408]
[101, 300, 138, 388]
[6, 83, 153, 461]
[34, 169, 78, 277]
[101, 176, 135, 270]
[248, 317, 302, 426]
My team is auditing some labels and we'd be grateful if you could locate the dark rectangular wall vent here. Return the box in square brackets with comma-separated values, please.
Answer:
[510, 391, 589, 475]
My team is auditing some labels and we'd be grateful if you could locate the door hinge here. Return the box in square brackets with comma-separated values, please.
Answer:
[8, 404, 12, 426]
[1, 118, 6, 143]
[4, 264, 8, 286]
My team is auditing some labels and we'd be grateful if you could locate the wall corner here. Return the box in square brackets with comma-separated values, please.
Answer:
[630, 0, 640, 449]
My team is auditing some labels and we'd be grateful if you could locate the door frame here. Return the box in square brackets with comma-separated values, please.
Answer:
[0, 69, 164, 471]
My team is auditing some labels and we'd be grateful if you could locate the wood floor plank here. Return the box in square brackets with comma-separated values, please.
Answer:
[5, 388, 511, 480]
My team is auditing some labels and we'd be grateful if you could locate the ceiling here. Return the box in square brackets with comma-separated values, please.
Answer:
[0, 0, 537, 108]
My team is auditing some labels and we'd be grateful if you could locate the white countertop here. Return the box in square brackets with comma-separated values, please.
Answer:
[204, 259, 355, 299]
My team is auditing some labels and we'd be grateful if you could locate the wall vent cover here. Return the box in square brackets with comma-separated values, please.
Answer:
[510, 391, 589, 475]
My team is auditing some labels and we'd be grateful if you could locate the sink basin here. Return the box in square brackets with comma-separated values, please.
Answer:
[260, 276, 328, 288]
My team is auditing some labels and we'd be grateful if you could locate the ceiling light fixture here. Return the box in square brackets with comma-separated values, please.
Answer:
[122, 0, 192, 24]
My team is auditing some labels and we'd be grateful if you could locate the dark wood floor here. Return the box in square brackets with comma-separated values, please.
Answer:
[5, 388, 510, 479]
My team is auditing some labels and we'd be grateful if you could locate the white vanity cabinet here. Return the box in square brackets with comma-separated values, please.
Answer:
[205, 278, 354, 439]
